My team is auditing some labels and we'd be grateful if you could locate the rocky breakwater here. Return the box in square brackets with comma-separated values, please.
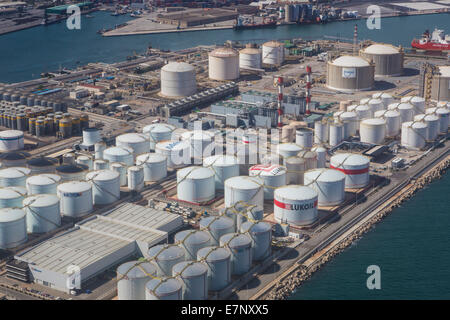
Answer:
[266, 157, 450, 300]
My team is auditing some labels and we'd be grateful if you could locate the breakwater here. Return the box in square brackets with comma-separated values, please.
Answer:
[266, 156, 450, 300]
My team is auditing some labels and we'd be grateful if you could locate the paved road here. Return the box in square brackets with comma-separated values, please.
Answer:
[0, 286, 40, 300]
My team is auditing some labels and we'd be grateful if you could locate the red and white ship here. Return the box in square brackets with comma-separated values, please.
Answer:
[411, 28, 450, 51]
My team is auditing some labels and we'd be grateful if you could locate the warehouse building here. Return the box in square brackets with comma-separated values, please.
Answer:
[13, 203, 183, 293]
[156, 8, 239, 27]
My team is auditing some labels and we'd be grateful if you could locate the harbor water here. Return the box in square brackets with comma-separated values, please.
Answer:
[290, 171, 450, 300]
[0, 12, 449, 83]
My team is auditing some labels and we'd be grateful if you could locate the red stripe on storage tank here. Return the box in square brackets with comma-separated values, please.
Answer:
[330, 165, 369, 175]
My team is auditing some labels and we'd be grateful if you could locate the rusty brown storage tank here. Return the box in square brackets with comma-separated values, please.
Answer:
[360, 44, 403, 76]
[326, 55, 375, 92]
[431, 66, 450, 102]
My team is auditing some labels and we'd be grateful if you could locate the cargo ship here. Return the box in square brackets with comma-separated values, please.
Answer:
[233, 17, 277, 30]
[411, 28, 450, 51]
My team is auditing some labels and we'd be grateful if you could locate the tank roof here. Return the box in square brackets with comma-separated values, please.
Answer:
[224, 176, 261, 190]
[220, 232, 252, 248]
[241, 221, 271, 233]
[330, 153, 370, 167]
[162, 62, 194, 72]
[200, 215, 234, 230]
[23, 194, 59, 207]
[136, 153, 167, 164]
[26, 174, 61, 185]
[305, 168, 346, 182]
[240, 47, 261, 54]
[263, 41, 283, 48]
[0, 187, 26, 199]
[361, 118, 386, 125]
[172, 261, 207, 277]
[274, 185, 317, 200]
[0, 130, 24, 138]
[0, 167, 30, 178]
[146, 277, 182, 296]
[332, 55, 370, 67]
[103, 146, 133, 156]
[56, 164, 88, 173]
[148, 244, 185, 261]
[203, 155, 238, 167]
[27, 157, 58, 167]
[0, 208, 26, 223]
[86, 169, 119, 181]
[177, 166, 214, 180]
[197, 246, 230, 261]
[117, 261, 156, 278]
[0, 151, 30, 161]
[116, 133, 148, 143]
[57, 181, 91, 193]
[210, 47, 238, 57]
[143, 123, 175, 134]
[363, 44, 400, 54]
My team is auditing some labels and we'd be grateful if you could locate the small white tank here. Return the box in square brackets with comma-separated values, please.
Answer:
[57, 181, 93, 217]
[372, 92, 394, 108]
[339, 111, 358, 137]
[314, 120, 329, 144]
[110, 162, 128, 186]
[116, 133, 150, 155]
[203, 155, 239, 190]
[355, 104, 372, 120]
[86, 170, 120, 205]
[274, 185, 318, 226]
[240, 221, 272, 261]
[23, 194, 60, 233]
[94, 142, 106, 160]
[136, 153, 167, 182]
[181, 130, 215, 161]
[93, 159, 109, 171]
[224, 176, 264, 210]
[329, 122, 344, 147]
[148, 244, 185, 277]
[155, 140, 190, 168]
[219, 233, 252, 276]
[26, 173, 61, 195]
[389, 102, 414, 122]
[0, 186, 27, 208]
[436, 107, 449, 134]
[330, 153, 370, 188]
[414, 114, 439, 141]
[102, 146, 134, 167]
[368, 98, 384, 113]
[359, 118, 386, 144]
[143, 123, 176, 151]
[0, 130, 24, 152]
[276, 143, 303, 159]
[401, 96, 425, 114]
[172, 261, 208, 300]
[174, 230, 211, 260]
[285, 156, 306, 185]
[374, 110, 401, 137]
[199, 215, 235, 245]
[0, 208, 27, 249]
[295, 128, 314, 149]
[401, 121, 428, 150]
[0, 167, 30, 187]
[312, 146, 327, 168]
[177, 166, 215, 203]
[145, 278, 182, 300]
[249, 164, 286, 199]
[76, 155, 93, 170]
[127, 166, 144, 191]
[82, 128, 101, 147]
[117, 261, 157, 300]
[297, 150, 318, 170]
[196, 246, 231, 291]
[304, 168, 346, 206]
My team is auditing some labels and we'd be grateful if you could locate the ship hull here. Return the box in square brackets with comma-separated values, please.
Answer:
[412, 41, 450, 51]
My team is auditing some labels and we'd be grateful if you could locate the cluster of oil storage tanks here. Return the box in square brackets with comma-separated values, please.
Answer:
[326, 95, 449, 150]
[116, 206, 271, 300]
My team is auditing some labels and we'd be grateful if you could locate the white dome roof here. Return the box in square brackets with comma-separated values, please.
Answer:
[332, 55, 370, 67]
[162, 62, 194, 72]
[363, 44, 400, 55]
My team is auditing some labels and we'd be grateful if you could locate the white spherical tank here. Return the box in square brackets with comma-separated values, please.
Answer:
[0, 167, 30, 187]
[239, 47, 262, 69]
[82, 128, 101, 147]
[0, 208, 27, 249]
[199, 215, 235, 245]
[401, 96, 426, 114]
[401, 121, 428, 150]
[414, 114, 439, 141]
[197, 246, 231, 291]
[143, 123, 175, 150]
[160, 62, 196, 97]
[304, 168, 346, 206]
[102, 146, 134, 167]
[359, 118, 386, 144]
[57, 181, 93, 217]
[174, 230, 211, 260]
[0, 130, 24, 152]
[240, 221, 272, 261]
[249, 164, 286, 199]
[172, 261, 208, 300]
[219, 233, 252, 275]
[116, 133, 150, 155]
[0, 186, 26, 208]
[93, 159, 109, 171]
[76, 155, 93, 170]
[136, 153, 167, 182]
[262, 41, 284, 65]
[436, 107, 449, 134]
[148, 244, 185, 277]
[86, 170, 120, 205]
[339, 111, 358, 137]
[203, 155, 239, 190]
[145, 277, 182, 300]
[330, 153, 370, 188]
[314, 120, 329, 144]
[127, 166, 144, 191]
[155, 140, 190, 168]
[117, 261, 157, 300]
[277, 143, 303, 159]
[374, 110, 401, 137]
[26, 173, 61, 195]
[274, 185, 318, 226]
[312, 146, 327, 168]
[23, 194, 60, 233]
[224, 176, 264, 210]
[285, 156, 306, 185]
[329, 122, 344, 147]
[208, 47, 239, 80]
[177, 166, 215, 203]
[110, 162, 128, 186]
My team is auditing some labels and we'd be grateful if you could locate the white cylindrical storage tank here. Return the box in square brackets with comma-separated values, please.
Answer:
[0, 186, 27, 208]
[285, 156, 306, 185]
[240, 221, 272, 261]
[0, 208, 27, 249]
[136, 153, 167, 182]
[339, 111, 358, 137]
[389, 102, 414, 122]
[359, 118, 386, 144]
[174, 230, 211, 260]
[314, 120, 329, 145]
[360, 44, 403, 76]
[155, 140, 190, 168]
[76, 155, 93, 170]
[436, 107, 449, 134]
[182, 130, 215, 161]
[249, 164, 286, 199]
[277, 143, 303, 159]
[330, 153, 370, 189]
[172, 261, 208, 300]
[273, 185, 318, 226]
[102, 146, 134, 167]
[368, 98, 384, 113]
[23, 194, 60, 233]
[329, 122, 344, 147]
[148, 244, 185, 277]
[239, 47, 262, 69]
[312, 146, 327, 168]
[326, 55, 375, 92]
[304, 168, 346, 206]
[203, 155, 239, 190]
[145, 278, 182, 300]
[0, 167, 30, 187]
[116, 133, 150, 155]
[0, 130, 24, 152]
[401, 121, 428, 150]
[177, 166, 215, 203]
[127, 166, 144, 191]
[355, 104, 372, 120]
[86, 170, 120, 205]
[62, 153, 76, 165]
[26, 173, 61, 195]
[199, 215, 235, 245]
[347, 104, 358, 112]
[295, 128, 314, 149]
[117, 261, 157, 300]
[196, 246, 231, 291]
[160, 62, 196, 97]
[297, 150, 317, 171]
[94, 142, 106, 160]
[224, 176, 264, 210]
[82, 128, 101, 147]
[220, 233, 252, 275]
[374, 110, 401, 137]
[372, 92, 394, 108]
[143, 123, 175, 151]
[262, 41, 284, 66]
[401, 96, 426, 114]
[57, 181, 93, 217]
[93, 159, 109, 171]
[110, 162, 127, 186]
[208, 47, 239, 80]
[414, 114, 439, 141]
